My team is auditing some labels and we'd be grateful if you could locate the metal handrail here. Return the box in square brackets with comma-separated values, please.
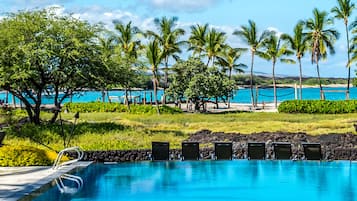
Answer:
[55, 173, 83, 194]
[52, 146, 84, 170]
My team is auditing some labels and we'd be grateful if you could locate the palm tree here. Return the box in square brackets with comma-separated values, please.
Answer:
[147, 17, 185, 104]
[204, 28, 226, 66]
[305, 8, 340, 100]
[114, 21, 142, 108]
[188, 23, 209, 57]
[216, 46, 247, 108]
[233, 20, 272, 107]
[331, 0, 355, 99]
[114, 21, 142, 58]
[146, 39, 163, 114]
[281, 21, 308, 100]
[350, 20, 357, 64]
[97, 36, 116, 103]
[260, 34, 295, 108]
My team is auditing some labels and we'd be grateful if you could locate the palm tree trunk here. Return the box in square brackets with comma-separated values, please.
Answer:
[272, 61, 277, 108]
[228, 68, 232, 109]
[163, 56, 169, 105]
[316, 62, 324, 100]
[250, 51, 255, 108]
[152, 76, 160, 114]
[345, 23, 351, 100]
[298, 58, 303, 100]
[206, 57, 211, 67]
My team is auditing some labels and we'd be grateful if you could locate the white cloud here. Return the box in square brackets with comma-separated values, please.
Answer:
[143, 0, 223, 12]
[267, 27, 283, 37]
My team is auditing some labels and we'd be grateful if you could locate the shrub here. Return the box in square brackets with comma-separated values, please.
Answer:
[63, 102, 182, 114]
[278, 100, 357, 114]
[0, 145, 57, 166]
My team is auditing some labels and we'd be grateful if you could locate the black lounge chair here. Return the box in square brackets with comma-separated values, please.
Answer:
[248, 142, 265, 160]
[273, 142, 292, 160]
[0, 131, 5, 147]
[214, 142, 232, 160]
[151, 142, 169, 161]
[302, 143, 322, 160]
[181, 142, 200, 160]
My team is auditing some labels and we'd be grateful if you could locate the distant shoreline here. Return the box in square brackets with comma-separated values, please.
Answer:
[242, 83, 353, 89]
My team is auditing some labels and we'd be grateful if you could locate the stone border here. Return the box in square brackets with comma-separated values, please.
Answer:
[0, 161, 92, 201]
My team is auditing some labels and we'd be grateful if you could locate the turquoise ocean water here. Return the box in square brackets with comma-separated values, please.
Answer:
[0, 87, 355, 105]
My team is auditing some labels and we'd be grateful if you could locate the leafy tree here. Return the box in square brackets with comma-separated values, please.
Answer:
[260, 34, 295, 108]
[146, 39, 163, 114]
[216, 46, 247, 108]
[0, 9, 100, 124]
[305, 8, 340, 100]
[281, 21, 308, 100]
[331, 0, 355, 98]
[167, 57, 233, 111]
[147, 17, 185, 104]
[233, 20, 272, 107]
[206, 67, 235, 109]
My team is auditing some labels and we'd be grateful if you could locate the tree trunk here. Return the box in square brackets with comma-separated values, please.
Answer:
[101, 89, 105, 102]
[298, 58, 303, 100]
[152, 76, 160, 114]
[316, 63, 324, 100]
[33, 92, 42, 125]
[215, 97, 219, 109]
[163, 57, 169, 105]
[125, 87, 130, 112]
[206, 57, 211, 67]
[250, 51, 255, 108]
[345, 23, 351, 100]
[228, 68, 232, 109]
[272, 61, 277, 109]
[5, 91, 8, 104]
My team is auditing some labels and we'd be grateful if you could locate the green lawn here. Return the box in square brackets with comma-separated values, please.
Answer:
[3, 112, 357, 151]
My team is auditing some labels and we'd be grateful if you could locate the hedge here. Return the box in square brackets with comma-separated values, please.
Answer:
[63, 102, 182, 114]
[278, 100, 357, 114]
[0, 145, 61, 166]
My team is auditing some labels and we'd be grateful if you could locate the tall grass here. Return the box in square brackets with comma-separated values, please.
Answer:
[3, 112, 357, 151]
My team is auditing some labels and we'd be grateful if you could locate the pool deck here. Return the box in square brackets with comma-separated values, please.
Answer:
[0, 161, 92, 201]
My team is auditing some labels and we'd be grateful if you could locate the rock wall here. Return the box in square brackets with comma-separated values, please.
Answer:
[70, 130, 357, 162]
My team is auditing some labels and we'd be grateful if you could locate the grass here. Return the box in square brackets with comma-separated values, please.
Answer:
[2, 112, 357, 151]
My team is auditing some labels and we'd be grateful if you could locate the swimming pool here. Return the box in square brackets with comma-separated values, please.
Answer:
[30, 160, 357, 201]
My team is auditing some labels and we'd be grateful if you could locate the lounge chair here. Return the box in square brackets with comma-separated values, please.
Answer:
[151, 142, 169, 161]
[181, 142, 200, 160]
[0, 131, 5, 147]
[273, 142, 292, 160]
[214, 142, 233, 160]
[302, 143, 322, 160]
[248, 142, 265, 160]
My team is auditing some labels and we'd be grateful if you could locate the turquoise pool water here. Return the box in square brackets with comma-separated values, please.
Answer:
[31, 161, 357, 201]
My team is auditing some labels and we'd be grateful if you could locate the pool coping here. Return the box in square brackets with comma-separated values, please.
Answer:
[0, 161, 92, 201]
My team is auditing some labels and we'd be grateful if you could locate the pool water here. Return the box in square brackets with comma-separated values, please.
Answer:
[32, 161, 357, 201]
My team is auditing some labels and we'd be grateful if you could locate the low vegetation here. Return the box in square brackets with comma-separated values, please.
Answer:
[278, 100, 357, 114]
[0, 145, 59, 166]
[64, 102, 182, 114]
[2, 112, 356, 153]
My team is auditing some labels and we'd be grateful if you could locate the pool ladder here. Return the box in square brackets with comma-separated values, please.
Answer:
[53, 147, 84, 194]
[52, 146, 84, 170]
[55, 174, 83, 194]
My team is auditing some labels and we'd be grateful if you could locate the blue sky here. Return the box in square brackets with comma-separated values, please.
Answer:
[1, 0, 356, 78]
